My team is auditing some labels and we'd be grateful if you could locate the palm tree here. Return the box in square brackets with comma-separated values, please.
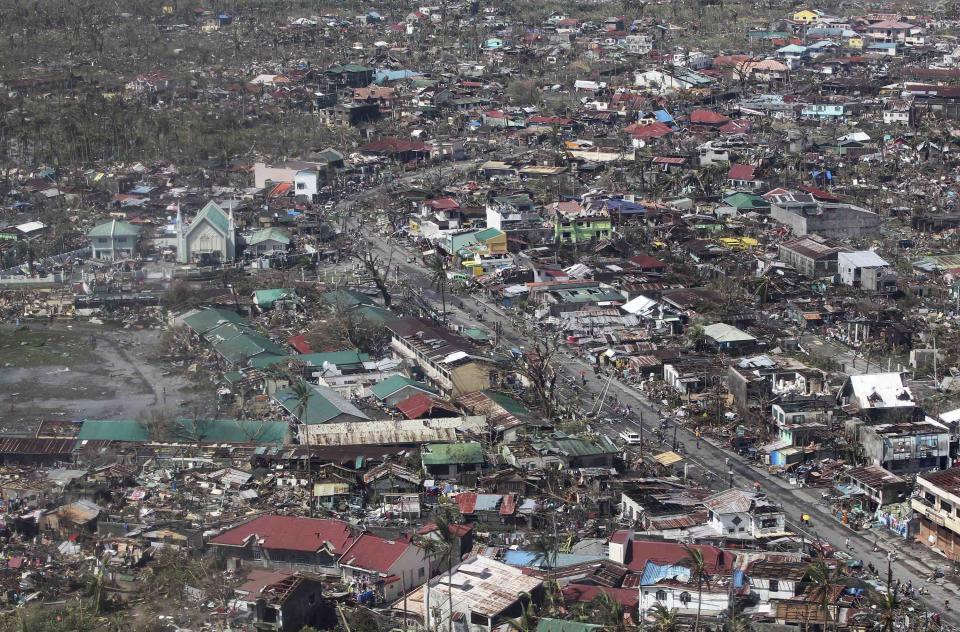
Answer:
[873, 590, 900, 632]
[413, 535, 443, 632]
[725, 611, 751, 632]
[807, 559, 841, 632]
[589, 590, 625, 632]
[683, 544, 710, 632]
[429, 253, 448, 324]
[289, 379, 314, 517]
[649, 603, 679, 632]
[413, 505, 458, 632]
[507, 591, 537, 632]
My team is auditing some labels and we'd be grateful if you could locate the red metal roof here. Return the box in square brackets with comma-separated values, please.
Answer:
[627, 122, 673, 139]
[624, 539, 729, 572]
[395, 393, 458, 419]
[728, 164, 757, 181]
[209, 515, 354, 554]
[797, 185, 841, 201]
[417, 521, 474, 537]
[338, 532, 413, 574]
[689, 109, 730, 125]
[562, 585, 640, 608]
[288, 334, 312, 354]
[499, 493, 517, 516]
[629, 254, 667, 270]
[456, 492, 478, 514]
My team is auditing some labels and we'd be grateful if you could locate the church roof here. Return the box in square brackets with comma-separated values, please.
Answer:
[186, 200, 231, 235]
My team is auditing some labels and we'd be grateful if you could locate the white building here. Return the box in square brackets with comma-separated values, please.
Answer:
[703, 489, 786, 539]
[392, 555, 543, 632]
[175, 200, 236, 264]
[254, 161, 325, 199]
[338, 533, 430, 603]
[837, 250, 896, 291]
[88, 219, 141, 260]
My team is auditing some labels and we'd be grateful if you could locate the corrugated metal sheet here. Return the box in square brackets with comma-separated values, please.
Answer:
[0, 438, 76, 455]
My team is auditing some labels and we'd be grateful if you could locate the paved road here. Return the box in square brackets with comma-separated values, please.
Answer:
[334, 164, 960, 626]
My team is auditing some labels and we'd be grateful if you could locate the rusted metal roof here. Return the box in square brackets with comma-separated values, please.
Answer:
[0, 438, 77, 455]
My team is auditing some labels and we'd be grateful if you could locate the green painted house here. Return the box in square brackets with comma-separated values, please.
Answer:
[274, 383, 370, 424]
[421, 442, 485, 478]
[370, 375, 437, 406]
[77, 418, 287, 444]
[721, 192, 770, 213]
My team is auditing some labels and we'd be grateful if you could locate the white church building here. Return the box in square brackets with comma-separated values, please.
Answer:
[176, 200, 237, 264]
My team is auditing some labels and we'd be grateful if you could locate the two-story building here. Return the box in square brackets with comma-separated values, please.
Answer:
[703, 489, 786, 539]
[386, 317, 493, 396]
[485, 194, 541, 233]
[88, 219, 142, 260]
[913, 468, 960, 562]
[545, 200, 612, 244]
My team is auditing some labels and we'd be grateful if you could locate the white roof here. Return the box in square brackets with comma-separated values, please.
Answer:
[394, 555, 543, 620]
[838, 250, 889, 268]
[847, 373, 914, 409]
[940, 407, 960, 424]
[622, 294, 659, 316]
[301, 416, 487, 446]
[16, 221, 45, 233]
[703, 322, 756, 343]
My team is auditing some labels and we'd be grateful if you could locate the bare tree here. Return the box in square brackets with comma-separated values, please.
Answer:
[506, 330, 563, 420]
[350, 238, 394, 307]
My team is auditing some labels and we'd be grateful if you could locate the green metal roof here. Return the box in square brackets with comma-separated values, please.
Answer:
[370, 375, 436, 400]
[483, 389, 529, 415]
[254, 288, 297, 308]
[421, 442, 484, 466]
[461, 328, 490, 343]
[78, 420, 148, 442]
[204, 321, 254, 346]
[77, 418, 286, 444]
[722, 192, 770, 210]
[249, 227, 291, 246]
[323, 289, 375, 308]
[299, 350, 370, 368]
[213, 332, 287, 365]
[449, 231, 480, 253]
[182, 307, 247, 334]
[536, 620, 602, 632]
[274, 383, 370, 425]
[473, 227, 504, 242]
[189, 200, 231, 234]
[170, 418, 287, 444]
[353, 305, 399, 323]
[534, 434, 618, 457]
[88, 219, 141, 238]
[247, 354, 293, 370]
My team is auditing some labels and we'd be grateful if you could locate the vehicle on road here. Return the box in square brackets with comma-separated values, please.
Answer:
[620, 430, 642, 445]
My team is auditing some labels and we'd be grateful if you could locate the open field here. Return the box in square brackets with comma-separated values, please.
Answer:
[0, 323, 208, 435]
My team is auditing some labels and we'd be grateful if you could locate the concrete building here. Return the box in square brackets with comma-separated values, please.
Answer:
[175, 200, 236, 264]
[913, 468, 960, 562]
[386, 317, 493, 396]
[88, 219, 141, 260]
[254, 161, 326, 199]
[849, 418, 951, 475]
[838, 250, 897, 291]
[770, 200, 882, 239]
[777, 236, 845, 277]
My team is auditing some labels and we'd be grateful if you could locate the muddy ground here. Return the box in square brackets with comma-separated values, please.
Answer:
[0, 322, 214, 436]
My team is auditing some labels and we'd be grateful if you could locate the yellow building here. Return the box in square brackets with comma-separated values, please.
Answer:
[793, 9, 821, 24]
[847, 36, 864, 49]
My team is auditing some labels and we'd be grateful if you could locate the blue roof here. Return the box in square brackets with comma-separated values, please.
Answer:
[653, 109, 674, 123]
[604, 199, 647, 214]
[375, 69, 422, 84]
[640, 561, 691, 585]
[502, 550, 606, 568]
